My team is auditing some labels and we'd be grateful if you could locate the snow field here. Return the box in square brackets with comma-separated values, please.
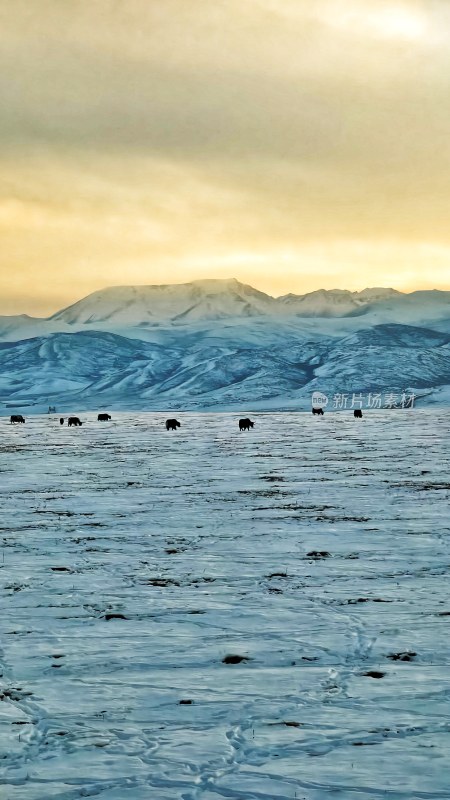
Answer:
[1, 410, 450, 799]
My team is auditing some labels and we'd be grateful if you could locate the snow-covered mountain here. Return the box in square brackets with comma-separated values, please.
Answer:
[1, 281, 450, 341]
[314, 324, 450, 391]
[0, 314, 71, 343]
[1, 322, 449, 412]
[47, 281, 450, 327]
[277, 287, 402, 317]
[49, 278, 277, 326]
[0, 329, 323, 408]
[1, 280, 449, 412]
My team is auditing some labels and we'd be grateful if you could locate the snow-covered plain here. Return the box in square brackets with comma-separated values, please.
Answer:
[1, 410, 450, 799]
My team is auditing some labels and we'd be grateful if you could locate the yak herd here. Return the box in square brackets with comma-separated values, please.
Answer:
[8, 409, 362, 429]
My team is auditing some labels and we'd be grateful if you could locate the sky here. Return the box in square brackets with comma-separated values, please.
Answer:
[1, 0, 450, 316]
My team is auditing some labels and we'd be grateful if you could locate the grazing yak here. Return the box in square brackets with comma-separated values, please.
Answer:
[166, 418, 181, 431]
[312, 407, 324, 415]
[354, 409, 363, 418]
[10, 414, 25, 424]
[239, 418, 254, 431]
[68, 416, 82, 427]
[60, 418, 64, 425]
[98, 413, 111, 421]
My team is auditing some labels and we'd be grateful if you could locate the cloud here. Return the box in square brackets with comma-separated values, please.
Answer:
[1, 0, 450, 313]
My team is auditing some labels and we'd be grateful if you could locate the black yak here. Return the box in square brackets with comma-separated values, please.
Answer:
[166, 418, 181, 431]
[68, 417, 82, 427]
[239, 418, 254, 431]
[98, 413, 111, 421]
[10, 414, 25, 424]
[312, 407, 324, 415]
[354, 409, 363, 418]
[60, 418, 64, 425]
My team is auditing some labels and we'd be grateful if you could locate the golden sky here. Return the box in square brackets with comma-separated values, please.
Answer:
[1, 0, 450, 315]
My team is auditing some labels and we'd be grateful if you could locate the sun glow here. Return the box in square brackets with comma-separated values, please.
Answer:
[1, 1, 448, 316]
[341, 4, 428, 41]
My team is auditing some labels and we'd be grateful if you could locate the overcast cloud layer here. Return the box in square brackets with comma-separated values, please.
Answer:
[1, 0, 450, 314]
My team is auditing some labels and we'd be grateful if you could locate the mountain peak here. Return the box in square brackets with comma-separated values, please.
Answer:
[278, 286, 401, 317]
[39, 280, 450, 327]
[49, 278, 275, 326]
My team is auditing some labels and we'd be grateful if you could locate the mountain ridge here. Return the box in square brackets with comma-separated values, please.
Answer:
[1, 280, 450, 412]
[1, 322, 449, 413]
[4, 279, 450, 330]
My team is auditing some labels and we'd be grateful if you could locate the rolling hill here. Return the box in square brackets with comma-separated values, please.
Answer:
[1, 280, 449, 412]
